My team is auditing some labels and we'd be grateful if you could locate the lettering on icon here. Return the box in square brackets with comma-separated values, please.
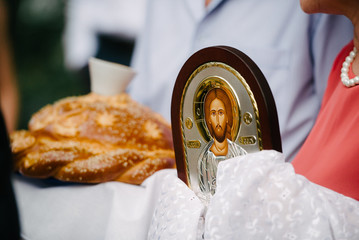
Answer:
[196, 108, 201, 117]
[185, 117, 193, 129]
[187, 140, 201, 148]
[243, 112, 253, 125]
[238, 136, 256, 145]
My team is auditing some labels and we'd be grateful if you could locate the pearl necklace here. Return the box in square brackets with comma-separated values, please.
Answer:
[341, 47, 359, 87]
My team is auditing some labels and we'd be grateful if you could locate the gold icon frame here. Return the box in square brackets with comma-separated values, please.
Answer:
[171, 46, 282, 198]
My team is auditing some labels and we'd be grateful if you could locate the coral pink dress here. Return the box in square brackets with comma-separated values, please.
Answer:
[293, 41, 359, 200]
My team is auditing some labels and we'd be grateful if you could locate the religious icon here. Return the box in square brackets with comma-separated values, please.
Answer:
[198, 87, 246, 196]
[171, 46, 282, 203]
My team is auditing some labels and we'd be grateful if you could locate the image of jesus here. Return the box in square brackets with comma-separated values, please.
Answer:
[198, 88, 246, 196]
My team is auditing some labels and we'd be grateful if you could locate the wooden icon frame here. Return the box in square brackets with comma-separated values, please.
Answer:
[171, 46, 282, 198]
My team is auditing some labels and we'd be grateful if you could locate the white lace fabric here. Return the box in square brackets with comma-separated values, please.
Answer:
[147, 174, 206, 239]
[148, 150, 359, 239]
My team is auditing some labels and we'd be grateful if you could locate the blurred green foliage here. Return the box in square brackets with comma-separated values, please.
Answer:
[11, 0, 88, 130]
[9, 0, 134, 130]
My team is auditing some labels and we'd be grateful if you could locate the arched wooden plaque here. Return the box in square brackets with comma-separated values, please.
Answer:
[171, 46, 282, 202]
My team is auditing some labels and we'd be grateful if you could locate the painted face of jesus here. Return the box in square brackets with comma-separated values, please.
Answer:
[209, 98, 228, 143]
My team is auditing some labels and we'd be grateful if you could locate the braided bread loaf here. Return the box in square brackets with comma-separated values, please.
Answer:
[10, 93, 175, 184]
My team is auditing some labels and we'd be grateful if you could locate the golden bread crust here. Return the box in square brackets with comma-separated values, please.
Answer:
[10, 93, 175, 184]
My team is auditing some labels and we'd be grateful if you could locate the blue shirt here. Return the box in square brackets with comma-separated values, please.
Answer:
[129, 0, 353, 161]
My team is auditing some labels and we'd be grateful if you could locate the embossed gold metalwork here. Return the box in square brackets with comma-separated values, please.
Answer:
[238, 136, 257, 145]
[185, 117, 193, 129]
[179, 61, 263, 187]
[186, 140, 201, 148]
[243, 112, 253, 125]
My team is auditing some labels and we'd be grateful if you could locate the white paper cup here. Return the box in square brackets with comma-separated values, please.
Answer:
[89, 57, 135, 95]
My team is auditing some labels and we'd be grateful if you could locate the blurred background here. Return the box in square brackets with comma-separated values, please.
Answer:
[7, 0, 86, 130]
[5, 0, 144, 130]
